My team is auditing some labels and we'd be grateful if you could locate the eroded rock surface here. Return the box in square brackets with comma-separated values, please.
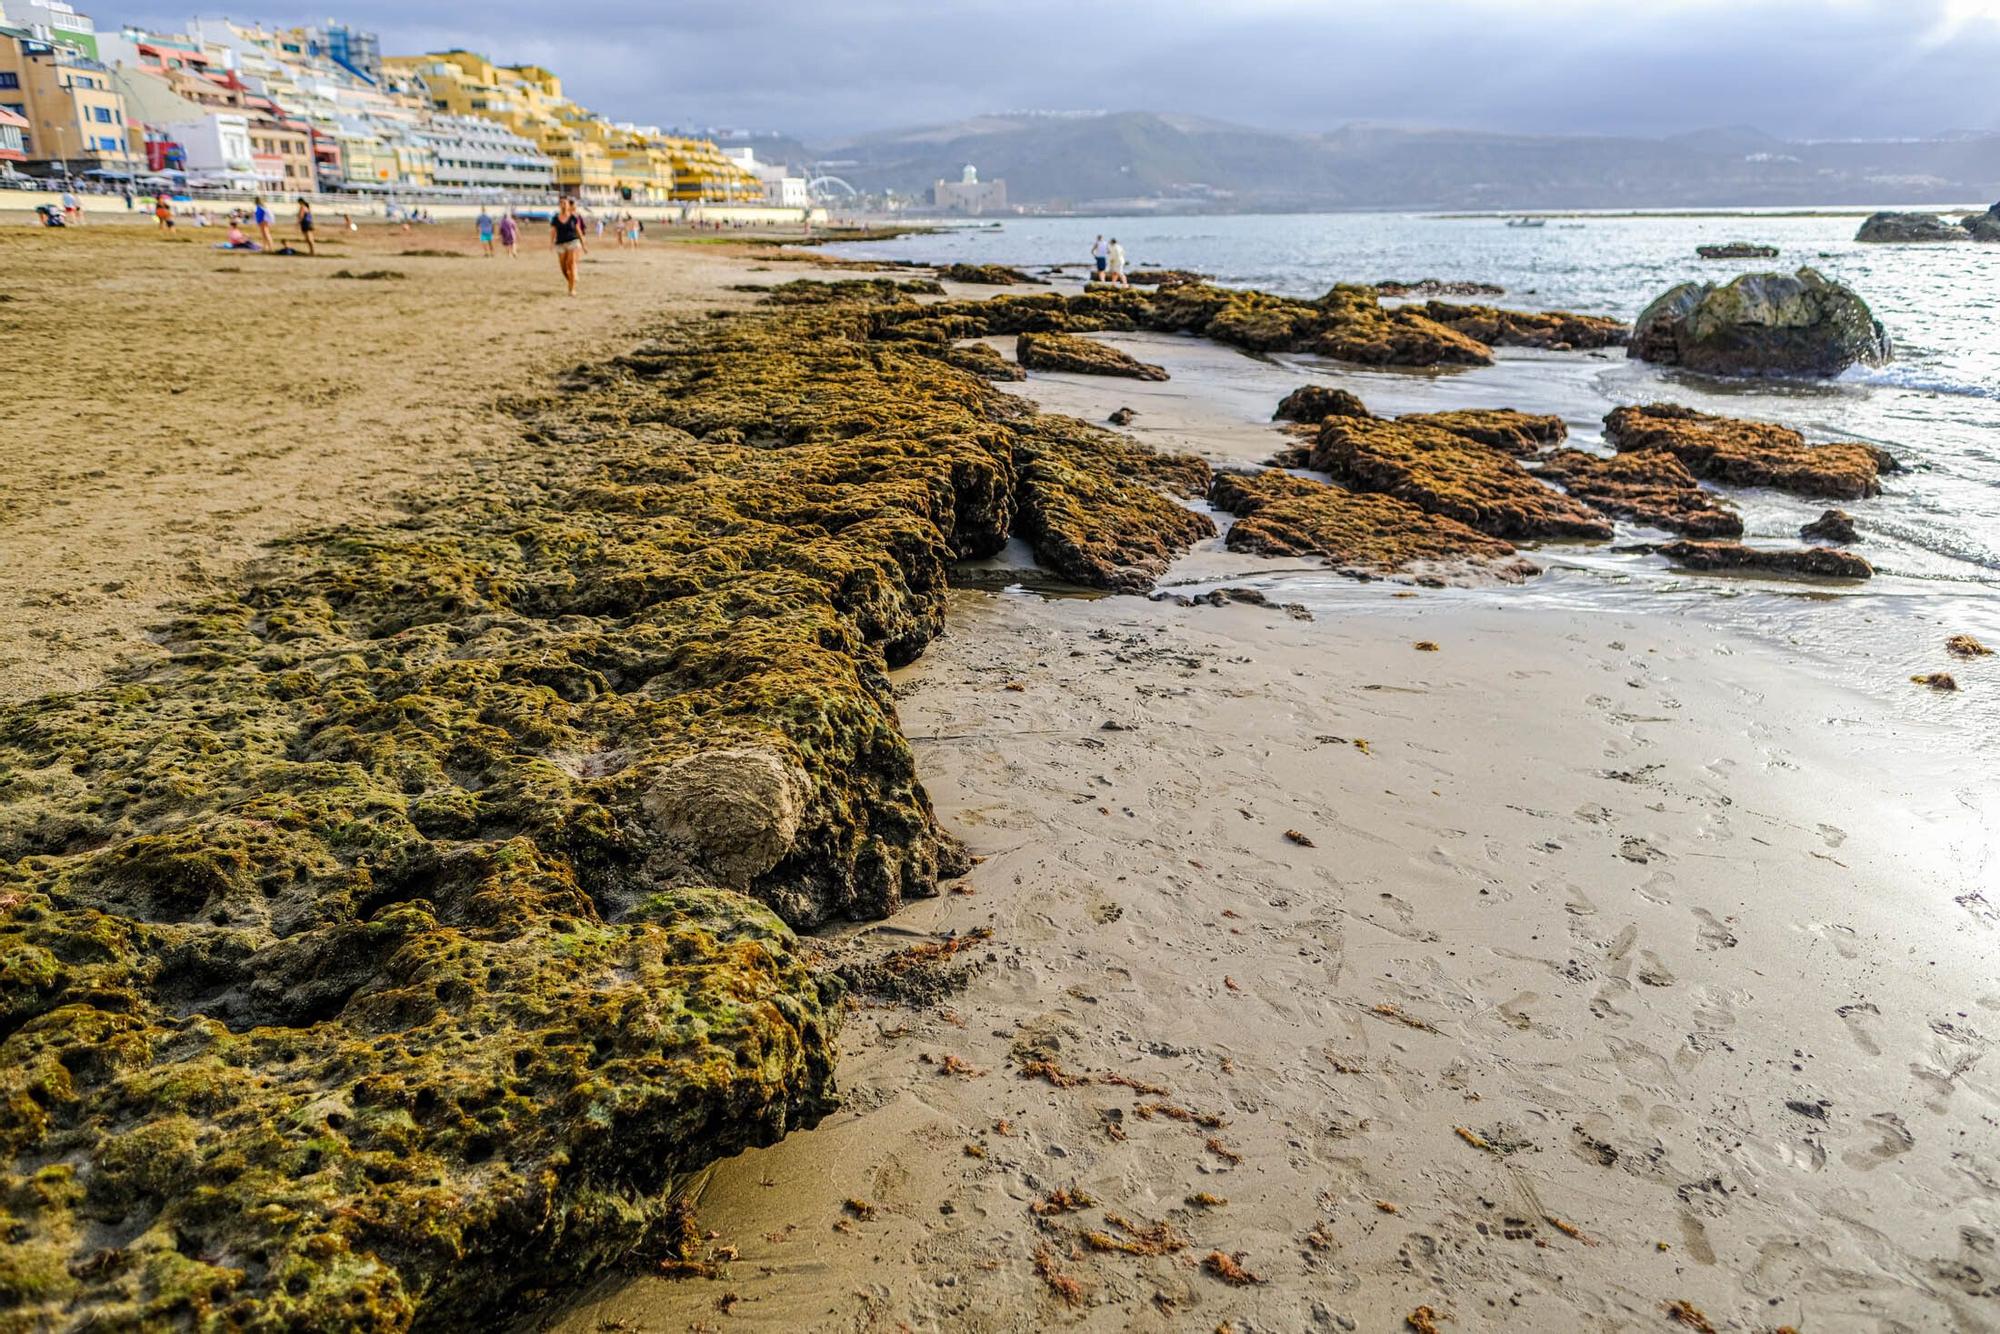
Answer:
[1310, 418, 1613, 541]
[1273, 385, 1372, 423]
[1398, 408, 1567, 456]
[1211, 470, 1533, 583]
[1413, 301, 1629, 350]
[1605, 403, 1895, 500]
[1801, 509, 1860, 544]
[1532, 448, 1744, 537]
[1697, 243, 1779, 260]
[1855, 212, 1972, 243]
[0, 294, 1216, 1330]
[1017, 330, 1171, 380]
[938, 263, 1042, 285]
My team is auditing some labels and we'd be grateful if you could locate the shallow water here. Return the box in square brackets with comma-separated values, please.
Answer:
[826, 212, 2000, 739]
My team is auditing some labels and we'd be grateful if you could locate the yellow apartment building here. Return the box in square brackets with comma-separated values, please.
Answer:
[0, 26, 137, 174]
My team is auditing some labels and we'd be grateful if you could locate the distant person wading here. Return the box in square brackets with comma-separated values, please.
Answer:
[551, 198, 587, 294]
[1091, 234, 1108, 282]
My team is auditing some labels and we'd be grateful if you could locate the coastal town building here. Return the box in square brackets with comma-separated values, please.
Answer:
[932, 163, 1006, 214]
[0, 103, 28, 168]
[0, 22, 137, 174]
[5, 0, 95, 57]
[724, 145, 810, 208]
[423, 112, 552, 192]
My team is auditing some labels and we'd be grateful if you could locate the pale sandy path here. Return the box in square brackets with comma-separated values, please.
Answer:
[0, 222, 775, 701]
[552, 585, 1996, 1332]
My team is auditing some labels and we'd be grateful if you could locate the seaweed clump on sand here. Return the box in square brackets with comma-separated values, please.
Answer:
[1531, 449, 1745, 538]
[0, 296, 1214, 1330]
[1605, 404, 1897, 500]
[1659, 539, 1874, 579]
[1211, 470, 1537, 584]
[1017, 330, 1170, 381]
[1309, 417, 1614, 541]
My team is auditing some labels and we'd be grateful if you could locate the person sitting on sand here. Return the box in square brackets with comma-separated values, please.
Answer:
[1091, 234, 1108, 283]
[498, 211, 519, 257]
[550, 197, 587, 295]
[1107, 238, 1127, 285]
[221, 223, 259, 251]
[477, 208, 496, 257]
[252, 197, 273, 251]
[296, 198, 316, 257]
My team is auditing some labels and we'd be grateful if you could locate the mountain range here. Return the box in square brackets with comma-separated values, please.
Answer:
[722, 112, 2000, 211]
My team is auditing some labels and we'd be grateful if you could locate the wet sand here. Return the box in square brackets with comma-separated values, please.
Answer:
[551, 333, 1999, 1332]
[0, 221, 783, 702]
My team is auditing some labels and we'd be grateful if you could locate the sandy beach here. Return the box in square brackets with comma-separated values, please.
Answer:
[5, 230, 1995, 1332]
[0, 219, 787, 702]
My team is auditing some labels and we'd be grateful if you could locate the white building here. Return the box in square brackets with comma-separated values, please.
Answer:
[7, 0, 97, 57]
[932, 163, 1006, 215]
[420, 112, 553, 192]
[724, 145, 809, 210]
[160, 110, 254, 185]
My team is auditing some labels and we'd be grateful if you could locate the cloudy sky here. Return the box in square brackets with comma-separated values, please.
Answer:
[121, 0, 2000, 141]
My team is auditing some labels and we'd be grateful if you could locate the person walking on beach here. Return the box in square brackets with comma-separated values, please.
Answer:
[252, 197, 274, 251]
[551, 197, 587, 295]
[295, 198, 316, 257]
[1107, 237, 1127, 285]
[498, 210, 519, 258]
[1091, 234, 1108, 283]
[153, 192, 174, 232]
[477, 208, 496, 256]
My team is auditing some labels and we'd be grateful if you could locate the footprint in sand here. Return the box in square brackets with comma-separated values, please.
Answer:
[1691, 908, 1738, 950]
[1844, 1111, 1916, 1171]
[1619, 835, 1664, 864]
[1817, 822, 1849, 849]
[1837, 1001, 1884, 1057]
[1636, 951, 1676, 987]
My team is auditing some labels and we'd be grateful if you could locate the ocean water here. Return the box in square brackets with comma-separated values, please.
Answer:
[821, 212, 2000, 735]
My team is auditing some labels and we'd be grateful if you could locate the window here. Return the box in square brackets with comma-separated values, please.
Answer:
[0, 73, 17, 89]
[92, 106, 112, 124]
[98, 135, 119, 151]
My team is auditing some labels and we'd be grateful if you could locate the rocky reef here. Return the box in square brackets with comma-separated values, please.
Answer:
[1696, 243, 1779, 260]
[1273, 385, 1372, 424]
[1658, 540, 1874, 580]
[1017, 330, 1170, 380]
[1800, 509, 1860, 544]
[1531, 449, 1744, 538]
[1604, 404, 1895, 500]
[1211, 470, 1534, 583]
[0, 293, 1216, 1330]
[1629, 268, 1889, 377]
[936, 263, 1042, 285]
[1125, 268, 1207, 288]
[1374, 279, 1505, 297]
[1411, 301, 1629, 351]
[1397, 408, 1567, 456]
[1854, 212, 1984, 244]
[1310, 417, 1613, 541]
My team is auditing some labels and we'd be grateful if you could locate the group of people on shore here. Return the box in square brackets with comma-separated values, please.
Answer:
[1090, 233, 1128, 284]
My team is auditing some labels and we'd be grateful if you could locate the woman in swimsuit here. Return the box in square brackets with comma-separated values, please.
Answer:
[550, 198, 587, 295]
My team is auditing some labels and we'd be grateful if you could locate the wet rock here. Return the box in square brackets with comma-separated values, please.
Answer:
[1532, 449, 1744, 537]
[938, 262, 1042, 285]
[1211, 470, 1535, 582]
[1605, 403, 1895, 500]
[1273, 385, 1373, 423]
[1946, 634, 1992, 658]
[1125, 268, 1207, 287]
[1017, 330, 1170, 380]
[1855, 212, 1970, 243]
[1629, 267, 1889, 377]
[1374, 278, 1505, 297]
[1659, 539, 1874, 579]
[1413, 301, 1629, 350]
[1697, 243, 1780, 260]
[1800, 508, 1859, 543]
[742, 276, 939, 305]
[1108, 406, 1136, 425]
[1398, 408, 1567, 456]
[1962, 207, 2000, 242]
[1309, 417, 1614, 541]
[0, 292, 1218, 1329]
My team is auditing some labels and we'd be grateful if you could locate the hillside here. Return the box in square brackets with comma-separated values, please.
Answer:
[803, 111, 2000, 211]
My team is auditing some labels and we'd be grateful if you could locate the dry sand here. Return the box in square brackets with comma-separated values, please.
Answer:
[0, 218, 782, 701]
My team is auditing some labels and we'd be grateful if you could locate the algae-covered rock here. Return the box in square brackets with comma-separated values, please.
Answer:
[935, 339, 1025, 381]
[938, 262, 1042, 285]
[0, 292, 1216, 1330]
[1017, 330, 1170, 381]
[1697, 243, 1780, 260]
[1211, 470, 1534, 583]
[1800, 509, 1860, 544]
[1273, 385, 1372, 423]
[1628, 268, 1889, 377]
[1658, 540, 1874, 579]
[1604, 403, 1895, 500]
[1531, 448, 1744, 538]
[1413, 301, 1628, 351]
[1309, 418, 1613, 541]
[1397, 408, 1567, 456]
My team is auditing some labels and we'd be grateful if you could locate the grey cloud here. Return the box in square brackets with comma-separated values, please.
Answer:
[116, 2, 2000, 140]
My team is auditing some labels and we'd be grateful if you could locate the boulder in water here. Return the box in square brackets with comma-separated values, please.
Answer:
[1961, 206, 2000, 242]
[1855, 212, 1971, 243]
[1660, 539, 1873, 579]
[1800, 509, 1859, 544]
[1696, 243, 1779, 260]
[1628, 268, 1889, 378]
[1273, 384, 1372, 423]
